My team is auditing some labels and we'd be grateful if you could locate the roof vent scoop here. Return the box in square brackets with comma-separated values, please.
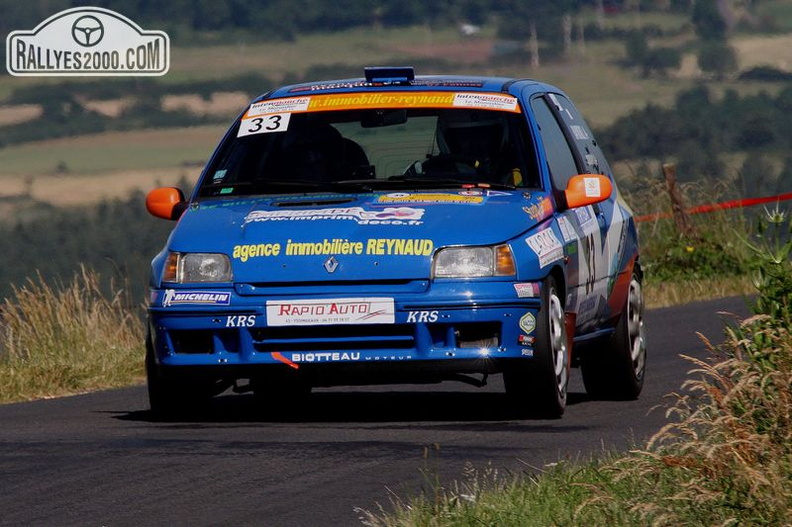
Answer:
[364, 66, 415, 85]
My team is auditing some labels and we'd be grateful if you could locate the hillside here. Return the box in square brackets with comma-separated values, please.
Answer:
[2, 6, 792, 211]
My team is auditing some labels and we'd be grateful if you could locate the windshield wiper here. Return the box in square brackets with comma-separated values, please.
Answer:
[201, 177, 515, 197]
[200, 179, 331, 196]
[327, 180, 374, 192]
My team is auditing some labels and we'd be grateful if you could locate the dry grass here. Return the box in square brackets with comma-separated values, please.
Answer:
[589, 313, 792, 525]
[0, 267, 145, 403]
[645, 275, 754, 308]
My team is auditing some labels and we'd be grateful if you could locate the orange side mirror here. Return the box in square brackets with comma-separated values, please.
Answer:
[564, 174, 613, 209]
[146, 187, 186, 220]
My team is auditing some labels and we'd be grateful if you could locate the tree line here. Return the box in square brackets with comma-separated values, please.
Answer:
[599, 84, 792, 196]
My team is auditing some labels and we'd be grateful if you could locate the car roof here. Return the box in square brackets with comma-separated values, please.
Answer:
[259, 67, 562, 103]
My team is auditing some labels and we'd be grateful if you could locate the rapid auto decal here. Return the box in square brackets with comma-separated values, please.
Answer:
[243, 206, 424, 225]
[232, 238, 434, 261]
[162, 289, 231, 307]
[266, 297, 395, 326]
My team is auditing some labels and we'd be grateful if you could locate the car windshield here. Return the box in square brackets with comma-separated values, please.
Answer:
[198, 104, 540, 197]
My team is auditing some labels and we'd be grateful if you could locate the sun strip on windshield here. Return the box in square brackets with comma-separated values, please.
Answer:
[244, 91, 521, 119]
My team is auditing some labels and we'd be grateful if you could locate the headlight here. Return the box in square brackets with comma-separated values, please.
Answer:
[433, 245, 515, 278]
[163, 252, 233, 283]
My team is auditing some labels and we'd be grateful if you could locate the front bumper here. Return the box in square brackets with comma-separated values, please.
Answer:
[147, 281, 543, 377]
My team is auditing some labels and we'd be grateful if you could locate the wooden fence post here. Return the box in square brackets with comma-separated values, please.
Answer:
[663, 162, 696, 237]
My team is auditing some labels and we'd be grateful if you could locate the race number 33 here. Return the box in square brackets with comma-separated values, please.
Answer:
[237, 113, 291, 137]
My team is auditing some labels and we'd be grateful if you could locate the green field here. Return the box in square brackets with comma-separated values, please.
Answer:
[0, 126, 223, 176]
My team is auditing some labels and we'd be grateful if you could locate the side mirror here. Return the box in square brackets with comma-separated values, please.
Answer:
[563, 174, 613, 209]
[146, 187, 187, 220]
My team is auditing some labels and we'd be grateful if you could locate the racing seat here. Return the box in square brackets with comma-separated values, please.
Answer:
[341, 138, 373, 178]
[280, 122, 346, 181]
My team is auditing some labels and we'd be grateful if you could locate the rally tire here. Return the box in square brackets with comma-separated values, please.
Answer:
[581, 271, 647, 400]
[146, 333, 213, 418]
[504, 275, 569, 419]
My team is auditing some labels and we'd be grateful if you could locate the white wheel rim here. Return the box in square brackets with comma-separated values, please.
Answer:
[548, 288, 568, 396]
[627, 278, 646, 380]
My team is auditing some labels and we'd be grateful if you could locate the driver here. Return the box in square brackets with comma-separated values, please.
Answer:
[419, 110, 522, 185]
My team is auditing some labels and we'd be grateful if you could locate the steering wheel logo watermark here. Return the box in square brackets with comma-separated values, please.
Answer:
[71, 15, 105, 47]
[6, 7, 169, 76]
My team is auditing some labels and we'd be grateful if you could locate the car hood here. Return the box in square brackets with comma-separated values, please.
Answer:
[167, 190, 553, 283]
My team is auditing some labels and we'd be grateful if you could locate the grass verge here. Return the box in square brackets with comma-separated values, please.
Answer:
[0, 267, 145, 404]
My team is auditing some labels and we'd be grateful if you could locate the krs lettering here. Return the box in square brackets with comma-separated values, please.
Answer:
[406, 311, 439, 323]
[226, 315, 256, 327]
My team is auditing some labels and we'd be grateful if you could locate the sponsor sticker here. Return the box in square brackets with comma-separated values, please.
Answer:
[377, 192, 484, 205]
[239, 92, 520, 113]
[525, 229, 564, 268]
[246, 97, 311, 117]
[452, 93, 520, 112]
[519, 312, 536, 334]
[266, 297, 395, 326]
[557, 216, 577, 243]
[243, 206, 425, 226]
[6, 7, 169, 76]
[162, 289, 231, 307]
[570, 124, 589, 140]
[225, 315, 256, 328]
[291, 352, 361, 363]
[518, 334, 536, 347]
[523, 197, 553, 222]
[514, 283, 541, 298]
[231, 237, 434, 261]
[406, 310, 439, 323]
[584, 177, 601, 198]
[574, 205, 595, 227]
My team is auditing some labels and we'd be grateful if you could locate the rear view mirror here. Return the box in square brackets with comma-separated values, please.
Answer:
[361, 109, 408, 128]
[564, 174, 613, 209]
[146, 187, 187, 220]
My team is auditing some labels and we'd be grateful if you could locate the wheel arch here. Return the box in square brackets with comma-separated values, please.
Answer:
[546, 265, 567, 308]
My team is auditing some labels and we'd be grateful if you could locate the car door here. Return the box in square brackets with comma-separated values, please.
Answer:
[528, 93, 624, 330]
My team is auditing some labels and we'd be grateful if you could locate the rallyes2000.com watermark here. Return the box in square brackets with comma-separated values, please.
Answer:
[6, 7, 169, 76]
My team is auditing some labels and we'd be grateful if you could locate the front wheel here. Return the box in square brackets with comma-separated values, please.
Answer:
[504, 275, 569, 419]
[581, 271, 646, 400]
[146, 333, 215, 418]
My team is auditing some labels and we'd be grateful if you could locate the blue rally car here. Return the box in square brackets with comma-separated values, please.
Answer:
[145, 67, 645, 418]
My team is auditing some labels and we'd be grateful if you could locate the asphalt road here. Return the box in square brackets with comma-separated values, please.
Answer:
[0, 295, 752, 527]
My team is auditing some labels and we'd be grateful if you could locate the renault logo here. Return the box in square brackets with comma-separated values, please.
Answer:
[324, 256, 339, 273]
